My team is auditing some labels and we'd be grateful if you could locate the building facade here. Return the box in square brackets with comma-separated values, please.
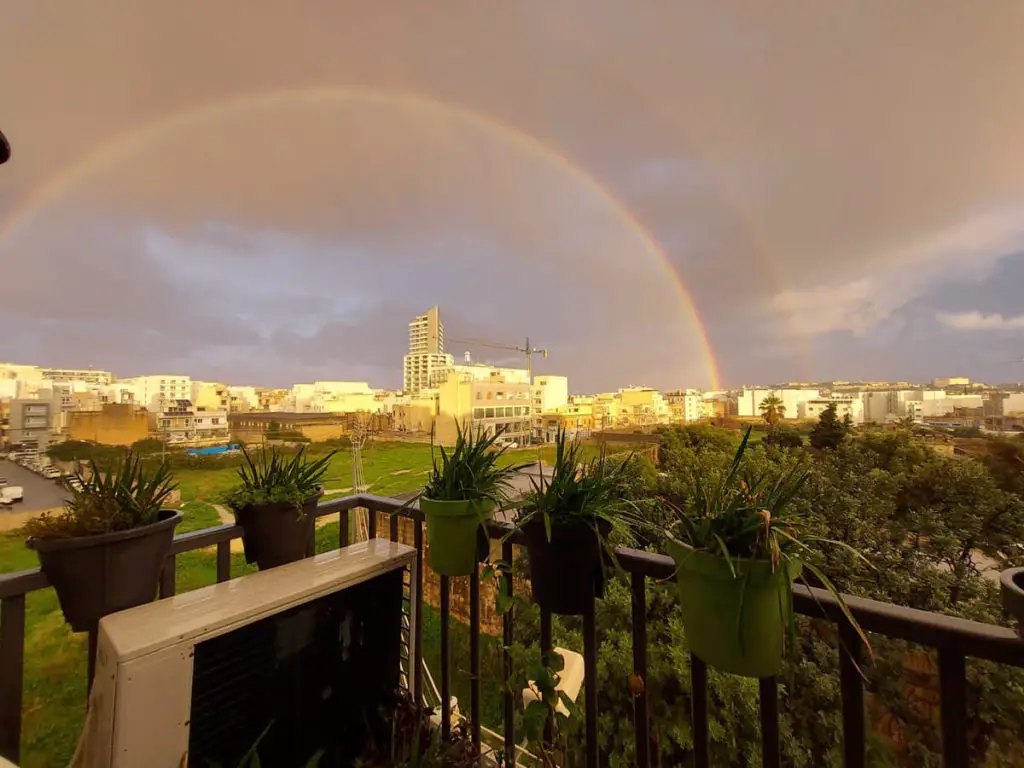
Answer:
[6, 398, 54, 450]
[403, 306, 454, 396]
[436, 370, 533, 445]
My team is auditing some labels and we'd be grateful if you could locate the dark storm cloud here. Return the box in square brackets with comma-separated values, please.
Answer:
[2, 1, 1024, 387]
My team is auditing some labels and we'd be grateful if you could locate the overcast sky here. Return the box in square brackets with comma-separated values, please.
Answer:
[2, 2, 1023, 391]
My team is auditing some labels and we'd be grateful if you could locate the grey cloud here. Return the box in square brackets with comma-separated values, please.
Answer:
[2, 1, 1024, 386]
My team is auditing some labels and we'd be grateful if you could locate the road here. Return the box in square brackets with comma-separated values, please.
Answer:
[0, 459, 70, 513]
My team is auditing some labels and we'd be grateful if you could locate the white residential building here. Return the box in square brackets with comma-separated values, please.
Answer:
[116, 375, 193, 413]
[665, 390, 705, 423]
[288, 381, 383, 414]
[737, 388, 821, 420]
[799, 396, 865, 424]
[403, 306, 454, 396]
[1003, 393, 1024, 415]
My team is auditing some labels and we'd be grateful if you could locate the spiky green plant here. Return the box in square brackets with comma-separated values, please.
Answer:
[420, 420, 530, 504]
[511, 425, 643, 548]
[24, 452, 177, 539]
[226, 446, 336, 514]
[661, 426, 874, 656]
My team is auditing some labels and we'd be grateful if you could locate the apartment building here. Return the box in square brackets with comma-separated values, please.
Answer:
[117, 375, 193, 413]
[403, 306, 454, 396]
[799, 396, 864, 424]
[664, 389, 704, 423]
[156, 400, 228, 444]
[7, 398, 54, 450]
[191, 381, 230, 411]
[618, 387, 670, 427]
[532, 375, 569, 437]
[737, 388, 821, 420]
[436, 369, 533, 445]
[288, 381, 383, 414]
[67, 403, 151, 445]
[39, 367, 114, 386]
[228, 386, 259, 412]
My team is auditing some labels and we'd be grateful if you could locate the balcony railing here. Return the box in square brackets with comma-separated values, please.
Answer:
[2, 494, 1024, 766]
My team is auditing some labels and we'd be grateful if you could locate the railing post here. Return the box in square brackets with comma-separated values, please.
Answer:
[159, 555, 176, 598]
[413, 521, 424, 702]
[367, 506, 377, 540]
[759, 677, 781, 768]
[540, 606, 554, 746]
[939, 648, 968, 768]
[389, 511, 399, 542]
[440, 575, 451, 740]
[87, 623, 99, 695]
[630, 572, 650, 768]
[690, 655, 709, 768]
[469, 566, 481, 753]
[839, 621, 866, 768]
[0, 594, 25, 765]
[216, 541, 231, 583]
[501, 539, 515, 765]
[582, 600, 599, 768]
[339, 508, 350, 548]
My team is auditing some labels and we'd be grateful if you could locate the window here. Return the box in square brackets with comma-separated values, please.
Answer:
[474, 408, 485, 418]
[515, 407, 523, 416]
[476, 391, 482, 401]
[505, 407, 513, 417]
[486, 408, 495, 418]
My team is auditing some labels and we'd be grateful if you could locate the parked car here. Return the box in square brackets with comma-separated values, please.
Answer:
[0, 476, 8, 487]
[1, 486, 24, 503]
[43, 467, 62, 479]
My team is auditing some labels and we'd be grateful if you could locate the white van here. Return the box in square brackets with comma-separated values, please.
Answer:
[0, 486, 23, 503]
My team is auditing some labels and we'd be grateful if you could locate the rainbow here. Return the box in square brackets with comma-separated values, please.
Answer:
[0, 85, 721, 388]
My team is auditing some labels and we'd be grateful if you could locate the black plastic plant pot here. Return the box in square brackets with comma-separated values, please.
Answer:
[522, 516, 611, 616]
[235, 487, 323, 570]
[27, 510, 182, 632]
[1001, 567, 1024, 639]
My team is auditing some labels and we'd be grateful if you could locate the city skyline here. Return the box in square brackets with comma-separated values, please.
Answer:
[3, 3, 1024, 391]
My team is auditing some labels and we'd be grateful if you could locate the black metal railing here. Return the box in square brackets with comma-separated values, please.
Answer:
[2, 493, 1024, 767]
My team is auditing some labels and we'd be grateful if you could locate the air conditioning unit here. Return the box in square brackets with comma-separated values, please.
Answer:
[77, 538, 418, 767]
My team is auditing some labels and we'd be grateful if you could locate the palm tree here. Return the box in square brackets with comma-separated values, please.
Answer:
[759, 395, 786, 427]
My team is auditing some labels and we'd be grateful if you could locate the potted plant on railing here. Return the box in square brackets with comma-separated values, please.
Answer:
[660, 427, 872, 678]
[410, 421, 529, 578]
[226, 446, 336, 570]
[23, 452, 181, 632]
[510, 426, 641, 616]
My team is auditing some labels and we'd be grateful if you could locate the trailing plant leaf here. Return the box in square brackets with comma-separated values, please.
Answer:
[24, 451, 177, 539]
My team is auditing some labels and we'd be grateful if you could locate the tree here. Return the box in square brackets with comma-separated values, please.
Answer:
[762, 424, 803, 449]
[809, 403, 847, 450]
[759, 395, 786, 427]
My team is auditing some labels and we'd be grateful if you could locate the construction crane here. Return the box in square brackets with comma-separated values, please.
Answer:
[447, 336, 549, 381]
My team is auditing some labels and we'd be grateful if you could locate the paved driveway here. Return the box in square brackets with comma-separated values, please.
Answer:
[0, 459, 70, 513]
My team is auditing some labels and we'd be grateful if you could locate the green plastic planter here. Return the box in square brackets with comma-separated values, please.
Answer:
[420, 497, 493, 577]
[666, 537, 801, 678]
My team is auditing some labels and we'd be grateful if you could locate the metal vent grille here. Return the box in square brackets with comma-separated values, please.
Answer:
[187, 569, 403, 767]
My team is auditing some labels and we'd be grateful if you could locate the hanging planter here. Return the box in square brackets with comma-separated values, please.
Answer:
[234, 487, 324, 570]
[659, 427, 872, 678]
[667, 538, 801, 678]
[522, 516, 611, 616]
[509, 426, 640, 616]
[1001, 567, 1024, 639]
[227, 446, 337, 571]
[410, 421, 529, 577]
[420, 498, 493, 577]
[24, 453, 181, 632]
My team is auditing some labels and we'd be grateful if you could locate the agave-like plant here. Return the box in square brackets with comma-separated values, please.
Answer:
[24, 452, 177, 539]
[662, 427, 874, 655]
[226, 446, 336, 512]
[512, 426, 642, 547]
[421, 421, 531, 504]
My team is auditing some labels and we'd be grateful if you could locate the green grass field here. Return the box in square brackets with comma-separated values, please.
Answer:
[0, 438, 622, 766]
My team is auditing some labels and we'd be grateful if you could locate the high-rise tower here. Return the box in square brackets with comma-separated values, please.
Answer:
[403, 306, 453, 395]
